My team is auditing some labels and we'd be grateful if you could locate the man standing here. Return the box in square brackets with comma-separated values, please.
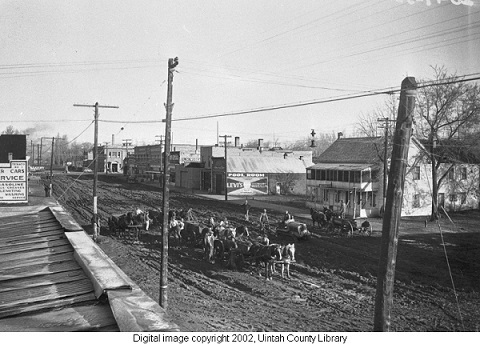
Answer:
[241, 199, 251, 221]
[259, 209, 269, 234]
[340, 200, 347, 219]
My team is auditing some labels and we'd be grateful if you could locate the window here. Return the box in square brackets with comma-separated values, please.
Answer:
[307, 169, 313, 180]
[412, 166, 420, 180]
[449, 194, 457, 202]
[353, 171, 361, 183]
[413, 194, 420, 208]
[361, 170, 371, 183]
[460, 167, 467, 180]
[460, 192, 467, 205]
[323, 189, 329, 202]
[448, 168, 455, 180]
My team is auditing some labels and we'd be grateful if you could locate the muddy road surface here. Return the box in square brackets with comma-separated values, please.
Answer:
[52, 174, 480, 331]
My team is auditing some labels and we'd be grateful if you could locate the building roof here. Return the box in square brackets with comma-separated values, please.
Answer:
[314, 137, 384, 164]
[0, 208, 119, 331]
[227, 155, 313, 174]
[0, 179, 179, 332]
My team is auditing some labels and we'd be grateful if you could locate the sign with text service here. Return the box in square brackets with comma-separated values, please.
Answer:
[0, 160, 28, 203]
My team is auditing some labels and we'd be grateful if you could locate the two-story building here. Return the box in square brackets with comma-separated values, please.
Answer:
[306, 136, 433, 218]
[128, 143, 200, 182]
[421, 139, 480, 213]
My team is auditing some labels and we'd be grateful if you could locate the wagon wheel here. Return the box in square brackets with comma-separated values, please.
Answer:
[214, 239, 224, 260]
[344, 222, 354, 238]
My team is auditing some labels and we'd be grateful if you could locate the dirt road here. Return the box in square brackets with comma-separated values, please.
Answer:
[52, 174, 480, 331]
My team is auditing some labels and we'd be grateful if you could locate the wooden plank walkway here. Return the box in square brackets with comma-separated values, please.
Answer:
[0, 208, 119, 331]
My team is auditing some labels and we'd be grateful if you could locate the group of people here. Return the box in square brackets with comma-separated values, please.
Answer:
[241, 199, 296, 233]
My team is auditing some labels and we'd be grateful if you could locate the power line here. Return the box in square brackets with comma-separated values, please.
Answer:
[170, 75, 480, 122]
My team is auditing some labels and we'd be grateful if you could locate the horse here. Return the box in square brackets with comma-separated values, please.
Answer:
[169, 218, 184, 246]
[216, 236, 238, 265]
[249, 243, 283, 280]
[235, 225, 250, 239]
[310, 208, 328, 229]
[275, 243, 296, 279]
[203, 230, 215, 263]
[107, 214, 129, 237]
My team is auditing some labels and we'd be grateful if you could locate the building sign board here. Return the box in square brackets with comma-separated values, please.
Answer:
[227, 172, 268, 195]
[0, 160, 28, 203]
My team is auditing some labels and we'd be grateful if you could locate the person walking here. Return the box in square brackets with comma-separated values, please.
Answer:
[241, 199, 251, 221]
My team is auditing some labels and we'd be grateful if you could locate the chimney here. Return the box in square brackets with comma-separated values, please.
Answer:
[235, 136, 240, 147]
[112, 134, 115, 145]
[337, 132, 343, 140]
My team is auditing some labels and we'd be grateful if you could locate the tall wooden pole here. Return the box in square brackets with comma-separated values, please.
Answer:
[377, 117, 394, 214]
[160, 57, 178, 309]
[374, 77, 417, 331]
[93, 103, 99, 242]
[49, 137, 55, 196]
[31, 140, 35, 167]
[219, 134, 231, 201]
[74, 102, 119, 242]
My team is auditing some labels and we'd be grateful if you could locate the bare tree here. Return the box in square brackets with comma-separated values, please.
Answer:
[415, 66, 480, 220]
[355, 95, 397, 137]
[2, 125, 21, 135]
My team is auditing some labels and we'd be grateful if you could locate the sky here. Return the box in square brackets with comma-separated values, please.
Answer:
[1, 0, 480, 148]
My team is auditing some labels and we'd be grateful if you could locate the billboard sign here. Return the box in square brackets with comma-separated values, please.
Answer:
[0, 160, 28, 203]
[227, 172, 268, 195]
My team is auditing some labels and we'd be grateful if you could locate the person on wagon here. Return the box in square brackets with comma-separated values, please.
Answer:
[283, 210, 294, 226]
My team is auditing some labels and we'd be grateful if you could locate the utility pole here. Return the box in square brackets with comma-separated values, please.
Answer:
[219, 134, 231, 201]
[49, 138, 54, 195]
[41, 137, 59, 196]
[40, 138, 43, 166]
[155, 135, 164, 177]
[74, 102, 119, 242]
[160, 57, 178, 309]
[36, 144, 40, 165]
[374, 77, 417, 331]
[122, 139, 132, 176]
[377, 117, 395, 214]
[31, 140, 34, 167]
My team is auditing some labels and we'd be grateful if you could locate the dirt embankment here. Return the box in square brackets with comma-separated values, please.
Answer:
[53, 174, 480, 332]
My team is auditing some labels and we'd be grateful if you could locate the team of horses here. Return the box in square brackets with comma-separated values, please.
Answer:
[106, 207, 297, 281]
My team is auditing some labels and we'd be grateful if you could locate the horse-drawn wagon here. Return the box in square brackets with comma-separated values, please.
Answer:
[310, 207, 371, 237]
[326, 217, 357, 237]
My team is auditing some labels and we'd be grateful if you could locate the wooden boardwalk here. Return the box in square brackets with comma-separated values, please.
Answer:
[0, 208, 118, 331]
